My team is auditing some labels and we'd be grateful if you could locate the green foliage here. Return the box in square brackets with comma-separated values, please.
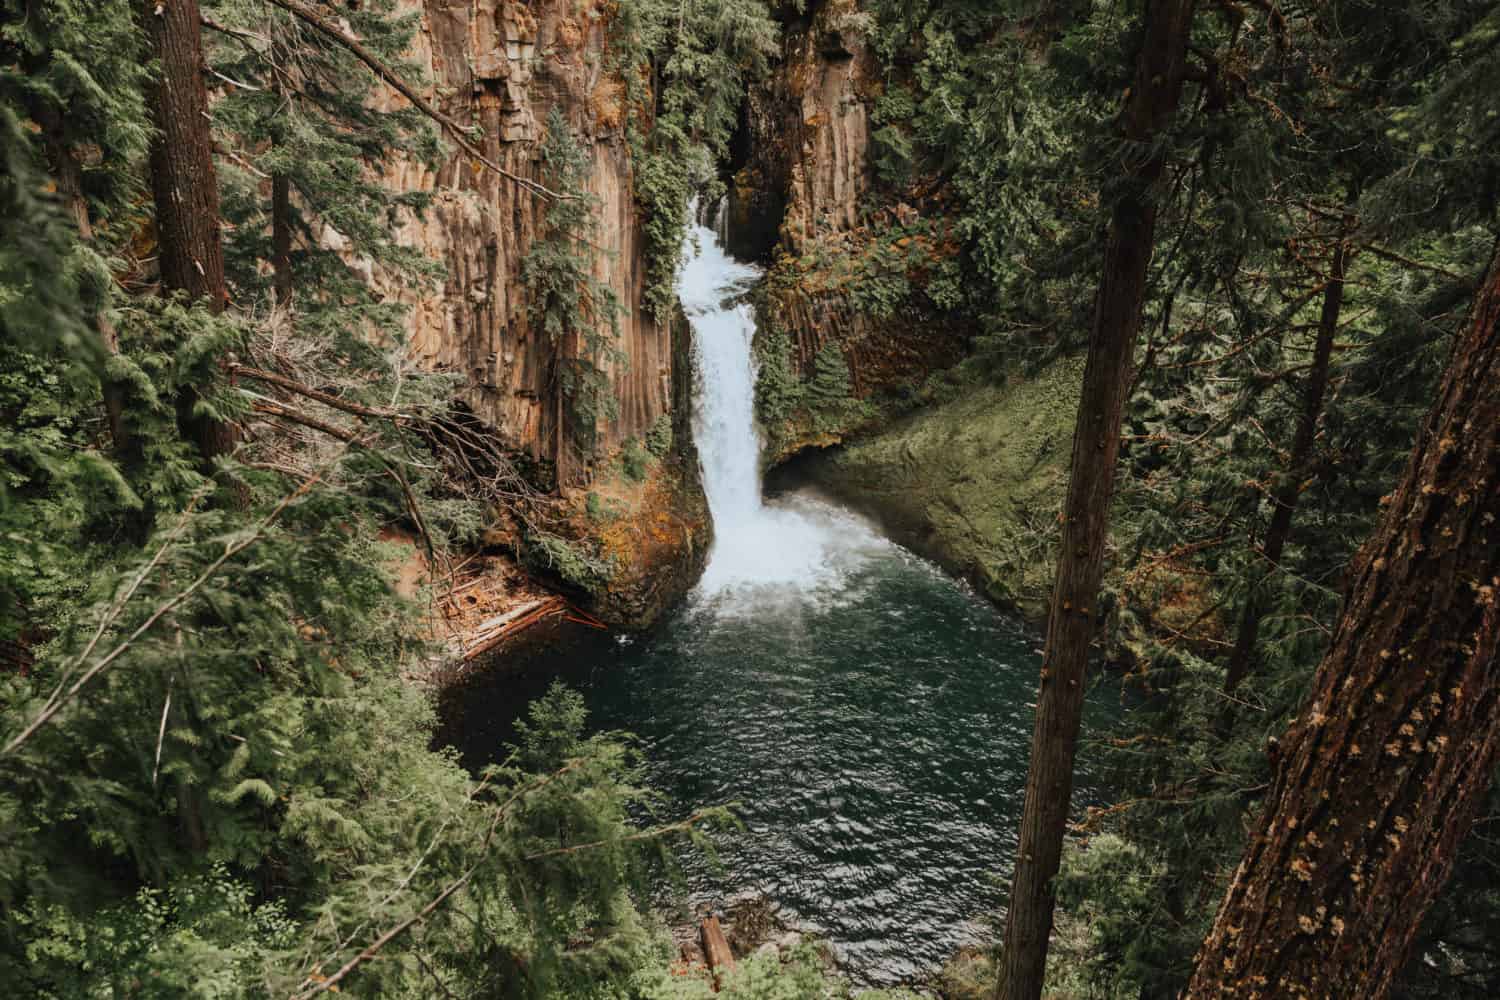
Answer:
[0, 0, 151, 240]
[0, 0, 148, 378]
[848, 2, 1500, 995]
[806, 344, 863, 432]
[525, 530, 616, 595]
[0, 6, 734, 999]
[639, 943, 918, 999]
[753, 330, 803, 431]
[611, 0, 780, 319]
[646, 413, 674, 459]
[20, 864, 298, 999]
[207, 0, 441, 338]
[1048, 834, 1191, 999]
[754, 330, 869, 449]
[620, 436, 654, 483]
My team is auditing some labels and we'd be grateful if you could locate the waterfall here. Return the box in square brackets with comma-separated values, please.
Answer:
[680, 203, 881, 597]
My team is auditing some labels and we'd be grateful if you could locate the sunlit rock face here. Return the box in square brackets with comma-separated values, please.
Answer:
[345, 1, 711, 628]
[374, 0, 671, 469]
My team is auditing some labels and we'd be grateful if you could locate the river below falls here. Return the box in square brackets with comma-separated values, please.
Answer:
[436, 209, 1112, 987]
[438, 496, 1110, 985]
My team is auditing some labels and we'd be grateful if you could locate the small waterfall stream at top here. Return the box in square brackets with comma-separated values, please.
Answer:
[679, 203, 879, 597]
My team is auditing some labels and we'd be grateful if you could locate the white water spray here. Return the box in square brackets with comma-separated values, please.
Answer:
[681, 203, 884, 597]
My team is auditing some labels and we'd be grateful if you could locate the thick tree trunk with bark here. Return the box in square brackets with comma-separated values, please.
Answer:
[1224, 231, 1349, 694]
[144, 0, 227, 311]
[1184, 244, 1500, 1000]
[142, 0, 239, 463]
[997, 3, 1196, 998]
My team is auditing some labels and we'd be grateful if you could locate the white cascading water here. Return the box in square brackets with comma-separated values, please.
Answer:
[680, 203, 884, 597]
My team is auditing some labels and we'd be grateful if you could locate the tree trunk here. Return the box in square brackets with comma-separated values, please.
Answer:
[1224, 230, 1350, 694]
[141, 0, 239, 464]
[1183, 243, 1500, 1000]
[272, 172, 293, 305]
[553, 358, 569, 495]
[997, 3, 1196, 998]
[271, 62, 294, 306]
[34, 106, 129, 449]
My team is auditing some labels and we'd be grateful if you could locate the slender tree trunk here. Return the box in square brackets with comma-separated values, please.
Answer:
[997, 4, 1196, 998]
[270, 63, 294, 306]
[141, 0, 239, 463]
[1224, 230, 1350, 694]
[1183, 243, 1500, 1000]
[272, 173, 293, 305]
[35, 107, 129, 449]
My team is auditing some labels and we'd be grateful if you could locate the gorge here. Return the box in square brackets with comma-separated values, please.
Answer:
[6, 1, 1500, 998]
[440, 209, 1110, 985]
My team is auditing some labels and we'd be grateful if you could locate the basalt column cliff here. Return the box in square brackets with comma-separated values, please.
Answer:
[373, 0, 708, 625]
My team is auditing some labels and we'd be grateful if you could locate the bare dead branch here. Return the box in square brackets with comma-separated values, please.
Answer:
[258, 0, 568, 201]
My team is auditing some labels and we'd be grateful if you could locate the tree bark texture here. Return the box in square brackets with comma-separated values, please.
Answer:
[1224, 231, 1349, 694]
[997, 3, 1196, 998]
[1183, 244, 1500, 1000]
[142, 0, 239, 464]
[144, 0, 227, 311]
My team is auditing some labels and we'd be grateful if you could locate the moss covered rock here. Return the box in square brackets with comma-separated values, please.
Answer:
[797, 357, 1081, 620]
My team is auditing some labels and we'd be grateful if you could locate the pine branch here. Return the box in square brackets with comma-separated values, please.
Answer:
[296, 797, 725, 999]
[2, 455, 346, 757]
[256, 0, 569, 201]
[1361, 241, 1470, 282]
[294, 761, 584, 999]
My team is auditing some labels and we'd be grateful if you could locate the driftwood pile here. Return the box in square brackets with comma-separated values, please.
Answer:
[459, 596, 565, 662]
[437, 558, 607, 663]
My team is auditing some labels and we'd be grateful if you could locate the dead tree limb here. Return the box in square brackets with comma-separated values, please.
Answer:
[258, 0, 567, 201]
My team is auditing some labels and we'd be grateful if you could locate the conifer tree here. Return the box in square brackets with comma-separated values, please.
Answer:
[141, 0, 241, 473]
[999, 3, 1196, 997]
[1183, 238, 1500, 1000]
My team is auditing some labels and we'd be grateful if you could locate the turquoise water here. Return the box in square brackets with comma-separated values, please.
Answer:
[438, 493, 1111, 986]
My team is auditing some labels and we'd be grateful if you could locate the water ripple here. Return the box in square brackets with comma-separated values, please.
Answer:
[438, 522, 1112, 987]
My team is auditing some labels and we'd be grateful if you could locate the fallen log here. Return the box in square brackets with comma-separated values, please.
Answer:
[460, 597, 564, 662]
[469, 600, 548, 637]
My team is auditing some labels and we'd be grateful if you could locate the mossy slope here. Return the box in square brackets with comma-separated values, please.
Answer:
[800, 357, 1081, 619]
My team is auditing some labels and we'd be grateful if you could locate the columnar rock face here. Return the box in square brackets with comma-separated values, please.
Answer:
[376, 0, 669, 473]
[730, 0, 875, 262]
[732, 0, 967, 461]
[768, 4, 873, 255]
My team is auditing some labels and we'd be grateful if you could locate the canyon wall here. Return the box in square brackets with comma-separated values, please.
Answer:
[731, 0, 967, 461]
[375, 0, 669, 480]
[728, 0, 874, 262]
[360, 0, 709, 626]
